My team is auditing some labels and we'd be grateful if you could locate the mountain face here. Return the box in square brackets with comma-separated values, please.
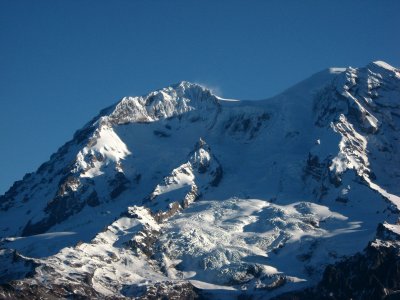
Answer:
[0, 61, 399, 299]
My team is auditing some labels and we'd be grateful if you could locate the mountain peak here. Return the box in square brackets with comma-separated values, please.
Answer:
[1, 61, 399, 299]
[367, 60, 399, 74]
[170, 80, 203, 89]
[106, 81, 219, 125]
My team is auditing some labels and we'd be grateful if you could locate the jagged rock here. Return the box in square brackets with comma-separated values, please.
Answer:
[109, 172, 130, 199]
[148, 138, 222, 211]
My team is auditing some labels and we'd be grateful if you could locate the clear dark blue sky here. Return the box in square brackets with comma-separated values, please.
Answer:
[1, 0, 399, 194]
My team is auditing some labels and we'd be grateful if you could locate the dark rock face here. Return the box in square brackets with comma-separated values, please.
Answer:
[0, 282, 104, 300]
[0, 179, 26, 211]
[274, 224, 400, 300]
[303, 153, 326, 181]
[0, 250, 38, 285]
[109, 172, 130, 199]
[21, 176, 95, 236]
[314, 243, 400, 299]
[223, 112, 269, 140]
[302, 153, 333, 201]
[122, 281, 201, 300]
[86, 190, 100, 207]
[210, 165, 223, 187]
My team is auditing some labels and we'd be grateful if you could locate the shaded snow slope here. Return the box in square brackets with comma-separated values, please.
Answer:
[0, 62, 399, 299]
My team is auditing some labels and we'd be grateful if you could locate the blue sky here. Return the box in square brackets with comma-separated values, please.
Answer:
[1, 0, 399, 194]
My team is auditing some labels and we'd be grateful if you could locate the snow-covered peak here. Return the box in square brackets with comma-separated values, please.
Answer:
[106, 81, 220, 125]
[368, 60, 399, 74]
[313, 60, 399, 133]
[148, 138, 222, 213]
[332, 60, 398, 92]
[1, 61, 400, 299]
[170, 80, 207, 91]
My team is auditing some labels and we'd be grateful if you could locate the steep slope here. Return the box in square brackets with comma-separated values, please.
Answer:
[0, 81, 221, 240]
[0, 62, 399, 299]
[275, 222, 400, 300]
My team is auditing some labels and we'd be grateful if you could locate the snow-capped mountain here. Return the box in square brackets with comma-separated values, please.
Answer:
[0, 61, 399, 299]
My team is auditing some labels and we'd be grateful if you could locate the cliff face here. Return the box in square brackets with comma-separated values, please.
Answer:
[275, 222, 400, 300]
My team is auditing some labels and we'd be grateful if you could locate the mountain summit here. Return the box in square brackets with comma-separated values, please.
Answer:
[1, 61, 399, 299]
